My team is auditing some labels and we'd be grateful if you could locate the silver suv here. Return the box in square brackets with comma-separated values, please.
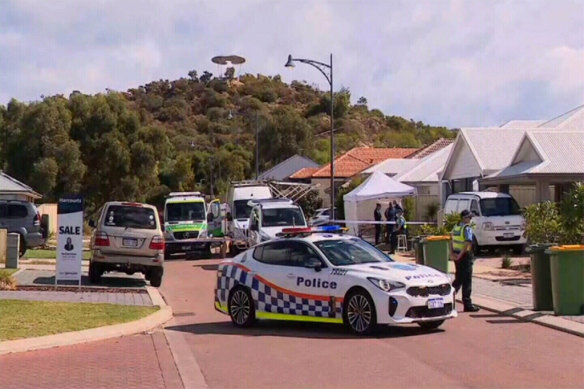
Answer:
[0, 200, 45, 256]
[89, 201, 165, 287]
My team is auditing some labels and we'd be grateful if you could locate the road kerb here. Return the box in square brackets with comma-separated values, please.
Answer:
[0, 289, 173, 355]
[463, 295, 584, 337]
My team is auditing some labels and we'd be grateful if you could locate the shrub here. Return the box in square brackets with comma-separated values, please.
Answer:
[559, 182, 584, 244]
[0, 270, 16, 291]
[523, 201, 561, 244]
[501, 251, 513, 269]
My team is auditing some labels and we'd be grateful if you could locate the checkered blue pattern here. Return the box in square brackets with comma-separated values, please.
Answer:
[215, 263, 343, 319]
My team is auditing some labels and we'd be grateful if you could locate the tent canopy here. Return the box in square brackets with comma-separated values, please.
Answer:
[344, 171, 416, 202]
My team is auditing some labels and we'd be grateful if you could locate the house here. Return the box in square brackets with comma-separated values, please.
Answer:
[481, 131, 584, 202]
[294, 147, 419, 207]
[0, 171, 41, 202]
[441, 105, 584, 206]
[257, 154, 319, 181]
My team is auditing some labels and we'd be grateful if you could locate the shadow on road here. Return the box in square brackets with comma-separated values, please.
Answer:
[165, 320, 444, 340]
[32, 274, 146, 288]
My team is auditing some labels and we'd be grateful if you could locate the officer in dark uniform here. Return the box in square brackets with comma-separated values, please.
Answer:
[374, 203, 382, 245]
[451, 210, 480, 312]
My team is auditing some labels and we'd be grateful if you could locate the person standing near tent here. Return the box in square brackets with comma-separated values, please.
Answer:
[384, 203, 394, 244]
[390, 208, 406, 253]
[374, 203, 382, 245]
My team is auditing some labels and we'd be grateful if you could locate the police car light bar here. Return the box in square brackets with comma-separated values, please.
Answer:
[278, 225, 346, 237]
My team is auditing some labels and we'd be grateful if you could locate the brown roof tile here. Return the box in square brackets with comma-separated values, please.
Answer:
[311, 147, 419, 178]
[408, 138, 454, 159]
[289, 167, 320, 179]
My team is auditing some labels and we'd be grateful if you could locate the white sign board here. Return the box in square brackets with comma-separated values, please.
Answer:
[56, 196, 84, 284]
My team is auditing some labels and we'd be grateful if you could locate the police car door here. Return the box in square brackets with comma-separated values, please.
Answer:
[256, 240, 331, 318]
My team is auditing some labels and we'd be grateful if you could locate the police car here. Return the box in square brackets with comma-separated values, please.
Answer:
[214, 226, 457, 335]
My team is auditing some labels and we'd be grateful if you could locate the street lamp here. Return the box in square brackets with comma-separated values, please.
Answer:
[228, 109, 261, 180]
[285, 54, 335, 221]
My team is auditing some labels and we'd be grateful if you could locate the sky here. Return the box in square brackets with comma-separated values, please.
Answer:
[0, 0, 583, 128]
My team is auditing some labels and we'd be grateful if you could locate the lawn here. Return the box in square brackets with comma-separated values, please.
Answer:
[24, 249, 91, 260]
[0, 300, 158, 341]
[0, 268, 19, 275]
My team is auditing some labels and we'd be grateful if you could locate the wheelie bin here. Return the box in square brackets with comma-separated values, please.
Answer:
[422, 235, 451, 273]
[547, 245, 584, 315]
[526, 244, 553, 311]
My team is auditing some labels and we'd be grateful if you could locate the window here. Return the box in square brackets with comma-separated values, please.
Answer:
[233, 200, 252, 220]
[256, 241, 292, 266]
[166, 202, 205, 222]
[470, 200, 480, 216]
[252, 241, 323, 267]
[0, 204, 28, 219]
[457, 199, 470, 213]
[314, 238, 393, 266]
[288, 241, 323, 268]
[103, 205, 157, 229]
[261, 208, 306, 227]
[479, 198, 521, 216]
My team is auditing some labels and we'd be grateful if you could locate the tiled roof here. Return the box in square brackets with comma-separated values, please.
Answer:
[311, 147, 418, 178]
[0, 171, 42, 199]
[408, 138, 454, 159]
[289, 167, 320, 179]
[258, 155, 319, 181]
[396, 144, 453, 183]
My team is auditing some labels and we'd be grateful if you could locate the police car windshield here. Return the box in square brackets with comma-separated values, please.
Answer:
[314, 238, 393, 266]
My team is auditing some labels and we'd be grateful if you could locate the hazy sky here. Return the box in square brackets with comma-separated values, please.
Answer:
[1, 0, 583, 127]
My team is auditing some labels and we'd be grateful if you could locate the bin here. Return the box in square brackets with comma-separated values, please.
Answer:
[547, 245, 584, 316]
[6, 233, 20, 269]
[526, 244, 554, 311]
[422, 236, 451, 273]
[413, 236, 425, 265]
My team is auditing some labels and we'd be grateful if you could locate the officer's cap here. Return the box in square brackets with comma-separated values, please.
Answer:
[460, 209, 472, 218]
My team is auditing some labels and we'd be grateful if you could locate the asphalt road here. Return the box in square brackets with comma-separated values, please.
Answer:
[160, 258, 584, 389]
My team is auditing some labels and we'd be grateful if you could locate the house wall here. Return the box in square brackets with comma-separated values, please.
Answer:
[0, 193, 36, 202]
[38, 203, 58, 235]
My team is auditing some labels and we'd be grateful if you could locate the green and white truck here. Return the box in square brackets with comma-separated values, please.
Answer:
[163, 192, 223, 258]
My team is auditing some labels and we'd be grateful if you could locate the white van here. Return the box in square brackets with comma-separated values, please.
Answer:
[247, 198, 307, 246]
[226, 182, 273, 249]
[443, 192, 526, 254]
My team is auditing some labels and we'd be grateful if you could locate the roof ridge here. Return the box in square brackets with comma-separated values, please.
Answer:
[539, 104, 584, 127]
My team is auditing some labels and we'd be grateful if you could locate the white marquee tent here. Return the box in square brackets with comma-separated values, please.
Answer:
[343, 171, 416, 235]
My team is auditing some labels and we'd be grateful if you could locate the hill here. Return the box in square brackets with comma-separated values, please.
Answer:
[0, 70, 455, 211]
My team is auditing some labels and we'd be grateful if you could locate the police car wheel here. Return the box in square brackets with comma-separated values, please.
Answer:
[344, 290, 377, 335]
[417, 320, 444, 330]
[229, 287, 255, 327]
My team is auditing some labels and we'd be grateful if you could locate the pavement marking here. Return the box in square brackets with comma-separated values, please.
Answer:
[164, 327, 209, 389]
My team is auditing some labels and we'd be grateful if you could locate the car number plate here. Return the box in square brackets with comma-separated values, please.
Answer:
[503, 232, 514, 238]
[182, 245, 192, 251]
[427, 298, 444, 309]
[122, 238, 138, 247]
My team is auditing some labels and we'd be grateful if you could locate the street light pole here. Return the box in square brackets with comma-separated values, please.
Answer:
[255, 111, 259, 180]
[285, 54, 335, 222]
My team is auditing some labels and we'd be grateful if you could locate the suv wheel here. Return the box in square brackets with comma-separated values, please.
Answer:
[344, 289, 377, 335]
[89, 262, 102, 284]
[149, 267, 163, 287]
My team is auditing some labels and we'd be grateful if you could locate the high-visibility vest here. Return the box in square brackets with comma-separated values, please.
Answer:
[452, 224, 470, 252]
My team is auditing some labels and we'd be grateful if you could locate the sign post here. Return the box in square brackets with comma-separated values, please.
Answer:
[56, 195, 84, 287]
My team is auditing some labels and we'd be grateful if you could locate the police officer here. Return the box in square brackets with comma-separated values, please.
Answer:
[390, 209, 406, 253]
[384, 203, 394, 244]
[451, 210, 480, 312]
[374, 203, 382, 245]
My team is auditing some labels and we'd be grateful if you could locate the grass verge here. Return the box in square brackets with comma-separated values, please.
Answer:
[24, 249, 91, 260]
[0, 300, 158, 341]
[0, 268, 19, 275]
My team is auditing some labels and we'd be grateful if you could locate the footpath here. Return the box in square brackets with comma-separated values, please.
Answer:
[393, 252, 584, 336]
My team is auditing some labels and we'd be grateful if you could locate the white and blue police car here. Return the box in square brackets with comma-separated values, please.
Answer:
[214, 226, 457, 335]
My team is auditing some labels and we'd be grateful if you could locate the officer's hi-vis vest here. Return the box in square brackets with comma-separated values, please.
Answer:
[452, 224, 470, 252]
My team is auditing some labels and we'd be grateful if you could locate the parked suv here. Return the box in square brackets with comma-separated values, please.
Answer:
[0, 200, 45, 256]
[89, 201, 165, 287]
